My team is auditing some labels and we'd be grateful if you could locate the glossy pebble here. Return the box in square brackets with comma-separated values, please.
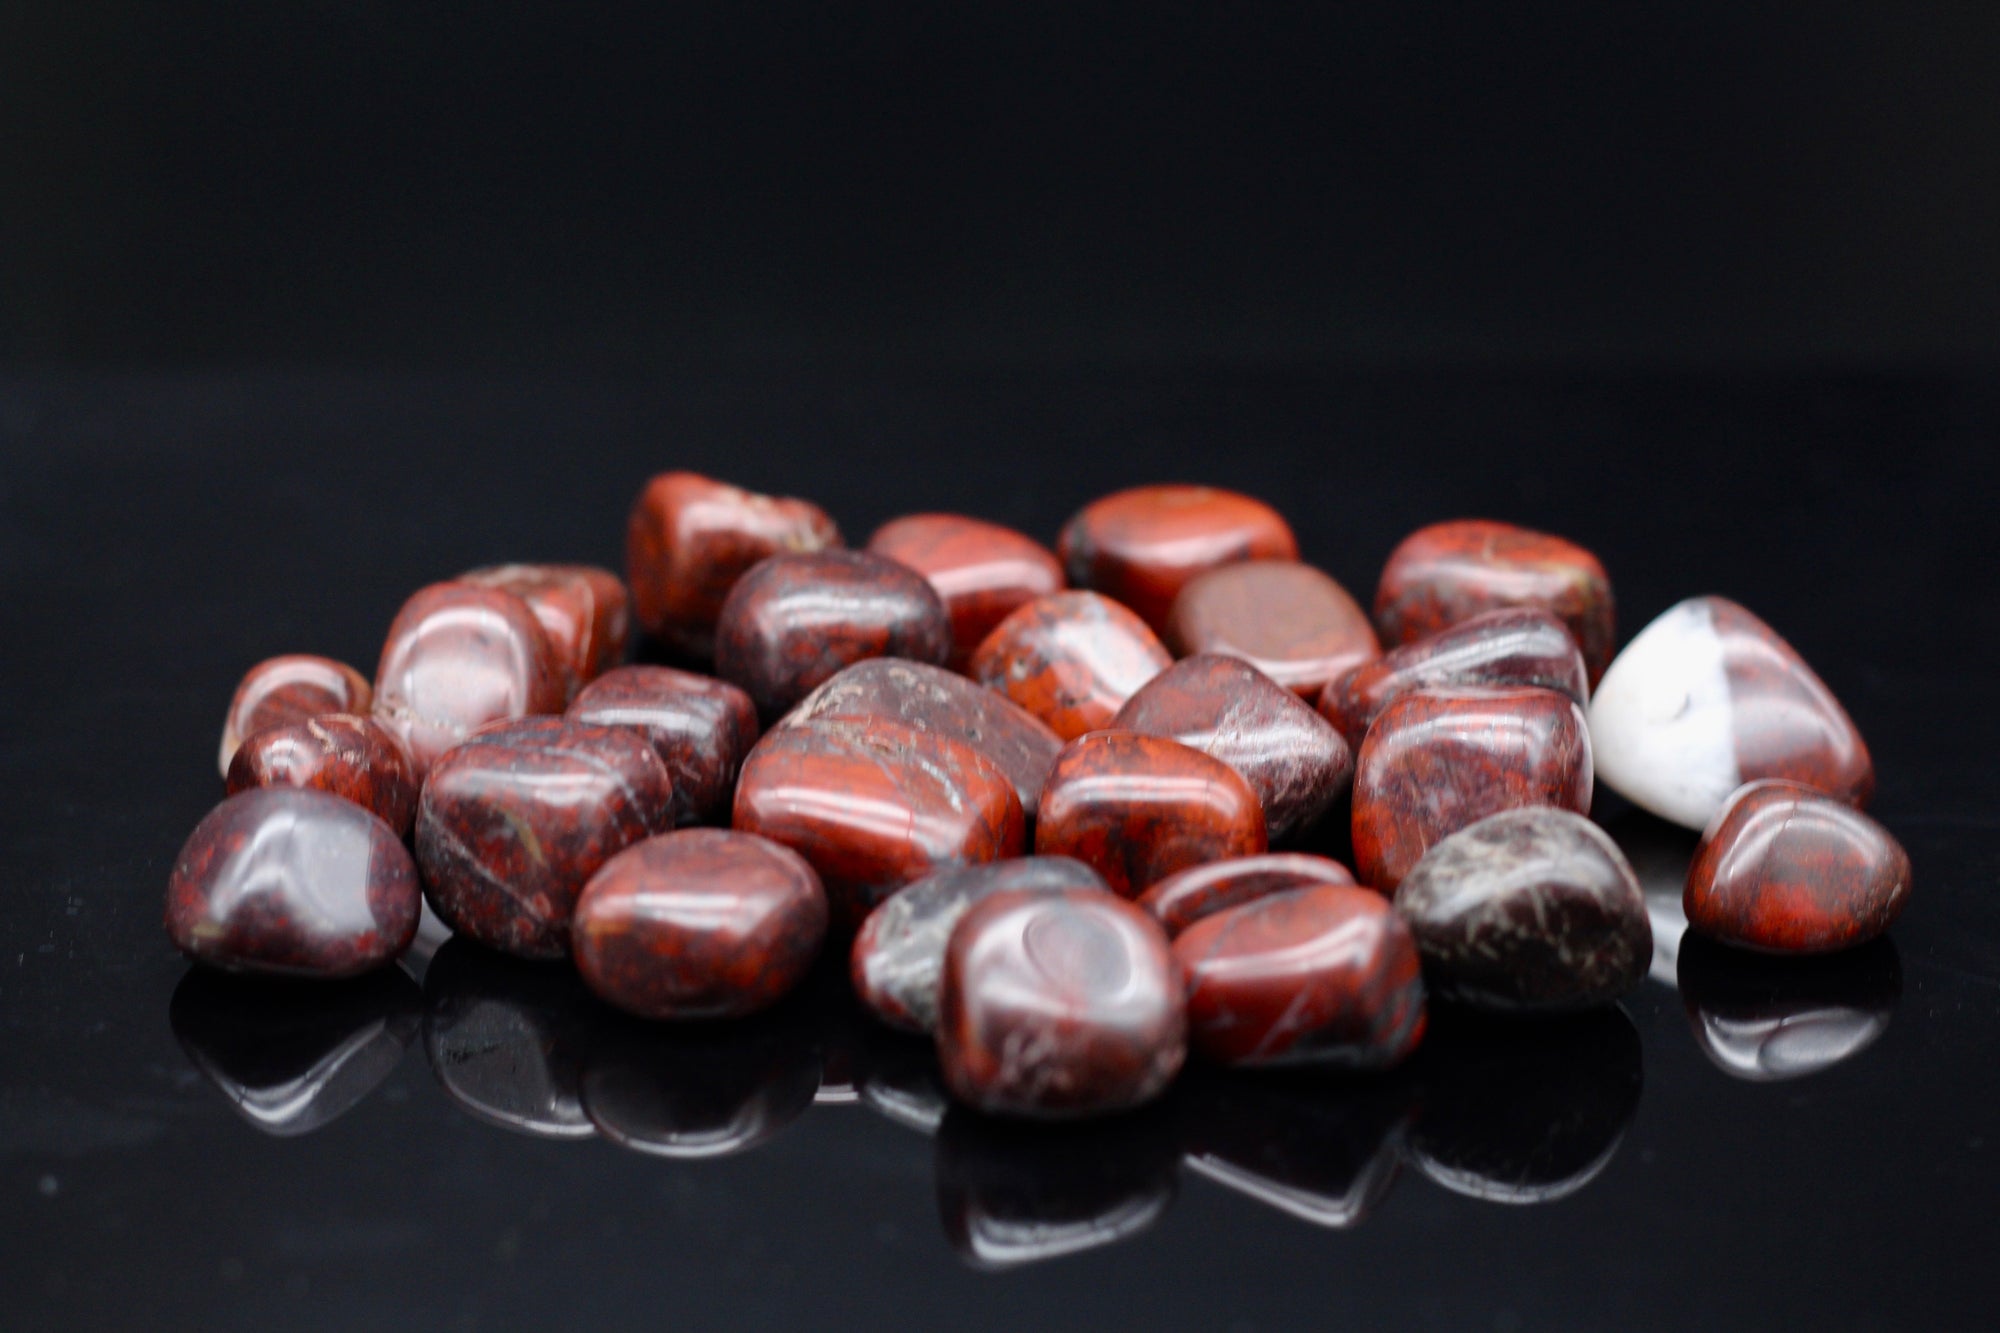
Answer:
[217, 654, 372, 777]
[461, 563, 630, 699]
[1138, 853, 1358, 937]
[567, 665, 759, 826]
[867, 513, 1066, 669]
[225, 712, 420, 837]
[1166, 559, 1379, 697]
[970, 591, 1173, 741]
[1058, 484, 1298, 631]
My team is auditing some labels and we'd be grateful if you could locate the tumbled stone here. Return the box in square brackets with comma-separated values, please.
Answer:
[1111, 653, 1352, 841]
[217, 653, 372, 777]
[1137, 853, 1358, 937]
[460, 563, 630, 699]
[224, 712, 419, 837]
[851, 856, 1109, 1033]
[567, 665, 759, 827]
[1373, 519, 1616, 686]
[1036, 731, 1266, 896]
[1318, 606, 1588, 749]
[415, 718, 674, 960]
[1589, 596, 1875, 829]
[867, 513, 1067, 670]
[970, 591, 1173, 740]
[580, 1008, 821, 1157]
[372, 581, 566, 778]
[1351, 686, 1593, 891]
[422, 938, 599, 1139]
[1683, 780, 1911, 954]
[625, 470, 843, 659]
[1677, 934, 1901, 1081]
[938, 888, 1186, 1118]
[1166, 559, 1380, 698]
[732, 714, 1025, 928]
[166, 787, 421, 978]
[1058, 484, 1298, 631]
[1394, 807, 1650, 1012]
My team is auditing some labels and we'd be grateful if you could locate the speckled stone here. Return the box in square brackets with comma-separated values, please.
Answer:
[866, 513, 1067, 670]
[970, 591, 1174, 741]
[567, 665, 760, 826]
[224, 712, 419, 837]
[217, 654, 373, 777]
[1166, 559, 1380, 698]
[1058, 484, 1299, 632]
[1137, 853, 1358, 937]
[460, 563, 631, 699]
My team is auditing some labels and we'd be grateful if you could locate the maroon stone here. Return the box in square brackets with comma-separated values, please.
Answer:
[866, 512, 1067, 670]
[414, 717, 674, 959]
[166, 788, 420, 978]
[1137, 853, 1358, 937]
[1166, 559, 1380, 698]
[224, 712, 420, 837]
[461, 563, 631, 699]
[1058, 484, 1299, 632]
[567, 665, 759, 827]
[217, 654, 372, 777]
[969, 591, 1173, 741]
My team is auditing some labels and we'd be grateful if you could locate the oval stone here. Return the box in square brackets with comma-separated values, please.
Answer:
[460, 562, 631, 699]
[1165, 559, 1380, 698]
[567, 665, 759, 826]
[1137, 853, 1358, 937]
[224, 712, 420, 837]
[866, 512, 1067, 670]
[969, 591, 1173, 740]
[1058, 484, 1299, 632]
[217, 653, 372, 777]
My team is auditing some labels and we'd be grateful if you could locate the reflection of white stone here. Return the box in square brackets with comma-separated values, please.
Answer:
[961, 1187, 1171, 1271]
[1588, 598, 1742, 829]
[1183, 1143, 1399, 1229]
[1645, 894, 1688, 986]
[1692, 1007, 1891, 1082]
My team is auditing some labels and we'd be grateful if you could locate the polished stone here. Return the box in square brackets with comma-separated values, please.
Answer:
[224, 712, 419, 837]
[567, 665, 759, 826]
[1677, 934, 1902, 1081]
[1137, 853, 1358, 937]
[421, 938, 600, 1139]
[866, 512, 1067, 670]
[217, 653, 372, 777]
[580, 1010, 821, 1158]
[1165, 559, 1379, 697]
[1058, 484, 1298, 631]
[969, 590, 1173, 740]
[461, 562, 631, 699]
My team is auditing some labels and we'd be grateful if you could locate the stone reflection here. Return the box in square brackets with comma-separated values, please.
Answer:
[1677, 935, 1901, 1082]
[171, 966, 419, 1137]
[421, 938, 600, 1140]
[856, 1029, 951, 1136]
[1599, 807, 1700, 985]
[580, 1007, 820, 1158]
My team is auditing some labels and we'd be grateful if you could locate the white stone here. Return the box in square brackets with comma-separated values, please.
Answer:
[1587, 597, 1742, 829]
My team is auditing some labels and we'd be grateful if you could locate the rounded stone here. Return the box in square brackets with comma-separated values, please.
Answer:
[970, 591, 1174, 741]
[1058, 484, 1299, 631]
[1166, 559, 1379, 697]
[567, 665, 760, 827]
[224, 712, 420, 837]
[866, 512, 1067, 670]
[217, 653, 372, 777]
[460, 563, 631, 699]
[1137, 853, 1358, 937]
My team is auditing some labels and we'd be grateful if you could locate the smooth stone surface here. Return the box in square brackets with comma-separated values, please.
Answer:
[566, 665, 759, 826]
[715, 549, 952, 721]
[866, 512, 1067, 670]
[785, 658, 1063, 816]
[938, 888, 1186, 1119]
[1373, 519, 1616, 686]
[460, 563, 631, 699]
[1677, 934, 1901, 1081]
[580, 1011, 821, 1158]
[371, 580, 566, 778]
[217, 653, 372, 777]
[1057, 484, 1299, 631]
[224, 712, 419, 837]
[1589, 596, 1875, 829]
[421, 938, 599, 1139]
[969, 590, 1173, 740]
[573, 829, 828, 1020]
[625, 470, 843, 659]
[1319, 606, 1589, 749]
[1174, 885, 1428, 1068]
[1165, 559, 1380, 697]
[1351, 685, 1593, 892]
[166, 788, 421, 979]
[732, 715, 1026, 928]
[414, 718, 674, 960]
[1394, 807, 1650, 1012]
[1111, 653, 1353, 841]
[850, 856, 1110, 1033]
[1684, 780, 1911, 954]
[1035, 731, 1267, 896]
[1138, 853, 1358, 937]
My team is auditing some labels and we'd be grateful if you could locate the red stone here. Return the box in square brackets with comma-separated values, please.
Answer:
[1684, 780, 1912, 954]
[1319, 606, 1588, 749]
[714, 550, 952, 722]
[372, 581, 566, 778]
[1111, 653, 1352, 841]
[1057, 484, 1299, 632]
[217, 654, 372, 777]
[866, 513, 1067, 670]
[732, 714, 1025, 928]
[1137, 853, 1357, 937]
[1351, 686, 1593, 891]
[1166, 559, 1380, 697]
[1174, 885, 1427, 1068]
[460, 563, 631, 699]
[625, 470, 842, 659]
[1373, 519, 1616, 686]
[1035, 731, 1267, 896]
[573, 829, 828, 1019]
[224, 712, 420, 837]
[166, 788, 420, 978]
[567, 665, 759, 827]
[938, 888, 1186, 1118]
[414, 717, 674, 959]
[969, 591, 1172, 741]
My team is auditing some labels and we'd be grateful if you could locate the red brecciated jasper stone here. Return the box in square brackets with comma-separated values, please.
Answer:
[1111, 654, 1353, 841]
[715, 550, 952, 722]
[572, 829, 829, 1019]
[1319, 606, 1588, 750]
[217, 654, 372, 777]
[224, 713, 420, 837]
[970, 591, 1173, 741]
[1373, 519, 1616, 686]
[415, 718, 675, 959]
[866, 513, 1067, 671]
[1166, 560, 1380, 698]
[784, 658, 1062, 817]
[732, 715, 1025, 928]
[625, 470, 843, 659]
[1035, 731, 1266, 897]
[567, 666, 759, 827]
[1352, 686, 1593, 892]
[372, 581, 566, 778]
[166, 787, 420, 978]
[938, 888, 1186, 1118]
[461, 563, 631, 699]
[1138, 853, 1357, 937]
[1174, 885, 1427, 1069]
[1057, 484, 1299, 632]
[1684, 780, 1912, 954]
